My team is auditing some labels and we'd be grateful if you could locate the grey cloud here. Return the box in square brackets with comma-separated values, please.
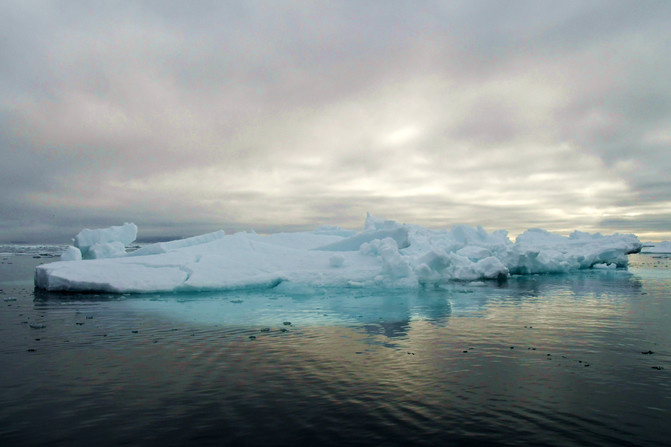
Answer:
[600, 215, 671, 238]
[2, 1, 671, 242]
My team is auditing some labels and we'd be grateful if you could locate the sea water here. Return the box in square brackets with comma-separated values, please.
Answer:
[1, 246, 669, 446]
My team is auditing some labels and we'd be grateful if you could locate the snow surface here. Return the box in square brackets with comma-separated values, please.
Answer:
[35, 215, 642, 293]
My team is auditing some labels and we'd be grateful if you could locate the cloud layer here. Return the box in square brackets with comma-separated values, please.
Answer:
[2, 1, 671, 242]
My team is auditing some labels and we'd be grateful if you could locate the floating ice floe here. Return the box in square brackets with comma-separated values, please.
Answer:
[641, 241, 671, 254]
[35, 215, 641, 293]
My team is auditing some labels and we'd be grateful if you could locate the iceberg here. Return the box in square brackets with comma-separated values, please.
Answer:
[34, 216, 642, 293]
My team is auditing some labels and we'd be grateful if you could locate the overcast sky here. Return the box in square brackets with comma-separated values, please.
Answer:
[2, 0, 671, 243]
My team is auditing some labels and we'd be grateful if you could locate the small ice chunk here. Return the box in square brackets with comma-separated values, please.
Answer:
[60, 246, 82, 261]
[360, 237, 411, 278]
[416, 250, 451, 272]
[329, 254, 345, 268]
[74, 223, 137, 258]
[475, 256, 509, 279]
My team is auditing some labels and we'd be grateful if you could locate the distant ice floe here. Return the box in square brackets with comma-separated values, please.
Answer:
[641, 241, 671, 254]
[35, 215, 642, 293]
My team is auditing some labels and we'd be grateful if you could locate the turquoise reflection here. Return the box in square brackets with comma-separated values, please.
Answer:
[31, 268, 640, 328]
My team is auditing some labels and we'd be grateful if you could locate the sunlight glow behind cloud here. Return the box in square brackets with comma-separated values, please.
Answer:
[1, 1, 671, 242]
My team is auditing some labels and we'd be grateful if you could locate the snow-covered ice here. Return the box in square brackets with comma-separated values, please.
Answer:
[35, 215, 642, 293]
[61, 222, 138, 260]
[60, 245, 82, 262]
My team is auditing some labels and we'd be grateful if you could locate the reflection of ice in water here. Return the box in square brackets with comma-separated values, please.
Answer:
[124, 268, 639, 328]
[127, 286, 452, 329]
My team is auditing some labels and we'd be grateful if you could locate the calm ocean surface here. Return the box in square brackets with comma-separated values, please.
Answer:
[1, 245, 669, 446]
